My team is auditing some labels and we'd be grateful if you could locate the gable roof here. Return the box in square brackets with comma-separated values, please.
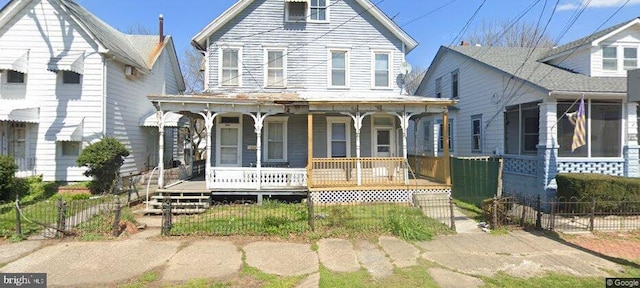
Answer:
[539, 17, 640, 62]
[191, 0, 418, 52]
[127, 35, 186, 92]
[429, 46, 626, 94]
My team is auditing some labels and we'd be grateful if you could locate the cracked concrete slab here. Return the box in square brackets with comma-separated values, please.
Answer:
[379, 236, 420, 268]
[355, 240, 393, 279]
[295, 272, 319, 288]
[162, 240, 242, 282]
[317, 239, 359, 272]
[0, 241, 42, 265]
[244, 242, 318, 276]
[428, 268, 484, 288]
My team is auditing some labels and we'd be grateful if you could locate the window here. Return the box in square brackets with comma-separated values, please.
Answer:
[62, 71, 81, 84]
[220, 47, 241, 87]
[435, 77, 442, 98]
[624, 47, 638, 70]
[451, 70, 459, 99]
[265, 49, 286, 87]
[522, 116, 539, 153]
[286, 1, 307, 21]
[9, 123, 26, 158]
[557, 101, 622, 157]
[422, 120, 431, 152]
[61, 141, 81, 156]
[6, 70, 25, 84]
[373, 52, 391, 88]
[438, 120, 453, 152]
[504, 103, 540, 155]
[471, 115, 482, 152]
[264, 117, 288, 162]
[327, 117, 351, 158]
[602, 46, 617, 71]
[310, 0, 327, 21]
[329, 50, 348, 87]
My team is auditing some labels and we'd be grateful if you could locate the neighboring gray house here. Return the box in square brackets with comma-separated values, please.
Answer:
[0, 0, 185, 181]
[149, 0, 456, 198]
[414, 18, 640, 199]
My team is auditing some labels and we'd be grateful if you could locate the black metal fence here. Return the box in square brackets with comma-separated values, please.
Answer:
[162, 194, 456, 236]
[0, 196, 125, 239]
[487, 193, 640, 232]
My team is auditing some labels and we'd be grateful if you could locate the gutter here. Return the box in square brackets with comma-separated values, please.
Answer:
[549, 91, 626, 99]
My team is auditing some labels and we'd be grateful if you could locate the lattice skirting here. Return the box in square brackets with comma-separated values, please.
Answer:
[557, 161, 624, 176]
[310, 188, 452, 204]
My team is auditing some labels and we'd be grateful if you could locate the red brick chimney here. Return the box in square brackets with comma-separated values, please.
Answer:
[460, 40, 469, 46]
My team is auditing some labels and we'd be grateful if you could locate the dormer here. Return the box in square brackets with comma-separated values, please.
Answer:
[539, 17, 640, 77]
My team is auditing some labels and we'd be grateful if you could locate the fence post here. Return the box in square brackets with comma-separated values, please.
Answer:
[56, 198, 66, 239]
[535, 194, 542, 230]
[449, 196, 457, 231]
[589, 198, 596, 232]
[15, 197, 21, 238]
[519, 196, 526, 228]
[112, 199, 122, 237]
[161, 198, 172, 236]
[490, 196, 498, 229]
[550, 199, 556, 231]
[307, 195, 315, 232]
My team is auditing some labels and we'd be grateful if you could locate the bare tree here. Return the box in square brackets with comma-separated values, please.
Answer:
[404, 67, 426, 96]
[464, 20, 554, 48]
[181, 47, 205, 94]
[125, 24, 153, 35]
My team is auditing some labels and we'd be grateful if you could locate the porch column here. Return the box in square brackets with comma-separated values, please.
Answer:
[188, 117, 194, 178]
[442, 110, 451, 186]
[198, 111, 216, 190]
[307, 114, 313, 187]
[343, 112, 372, 186]
[625, 102, 640, 177]
[157, 111, 166, 189]
[537, 101, 558, 198]
[250, 112, 273, 191]
[395, 112, 415, 185]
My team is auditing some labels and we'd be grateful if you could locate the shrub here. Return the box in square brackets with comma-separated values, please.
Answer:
[0, 155, 18, 202]
[384, 211, 433, 241]
[555, 173, 640, 201]
[76, 137, 130, 194]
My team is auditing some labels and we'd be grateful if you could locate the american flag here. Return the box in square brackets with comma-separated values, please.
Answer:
[571, 95, 586, 152]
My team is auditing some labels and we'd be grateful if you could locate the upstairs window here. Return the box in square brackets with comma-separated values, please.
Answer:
[6, 70, 25, 84]
[624, 47, 638, 70]
[286, 1, 307, 22]
[373, 52, 391, 88]
[471, 115, 482, 153]
[220, 47, 241, 87]
[310, 0, 327, 21]
[62, 71, 81, 84]
[602, 46, 617, 71]
[265, 49, 286, 87]
[451, 70, 459, 99]
[329, 50, 348, 88]
[435, 77, 442, 98]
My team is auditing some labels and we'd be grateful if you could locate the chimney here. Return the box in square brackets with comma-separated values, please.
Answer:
[159, 14, 164, 44]
[460, 40, 469, 46]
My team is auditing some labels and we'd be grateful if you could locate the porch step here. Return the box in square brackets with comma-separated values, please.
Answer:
[145, 189, 211, 214]
[144, 208, 206, 215]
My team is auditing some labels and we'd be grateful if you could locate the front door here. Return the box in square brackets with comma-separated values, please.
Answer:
[374, 128, 393, 157]
[216, 116, 242, 167]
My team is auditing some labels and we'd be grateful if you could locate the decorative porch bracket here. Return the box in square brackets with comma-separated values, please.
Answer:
[247, 111, 276, 190]
[197, 110, 219, 190]
[394, 111, 416, 185]
[341, 111, 374, 186]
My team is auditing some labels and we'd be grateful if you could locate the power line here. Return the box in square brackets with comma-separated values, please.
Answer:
[448, 0, 487, 47]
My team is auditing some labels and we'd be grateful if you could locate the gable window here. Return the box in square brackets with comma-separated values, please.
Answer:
[329, 50, 348, 88]
[438, 119, 453, 152]
[602, 46, 617, 71]
[310, 0, 327, 21]
[264, 117, 288, 162]
[422, 120, 431, 152]
[624, 47, 638, 70]
[327, 117, 351, 158]
[435, 77, 442, 98]
[62, 71, 81, 84]
[220, 47, 241, 87]
[451, 70, 459, 99]
[265, 49, 286, 87]
[373, 52, 391, 88]
[471, 115, 482, 153]
[6, 70, 25, 84]
[286, 1, 307, 22]
[61, 141, 81, 156]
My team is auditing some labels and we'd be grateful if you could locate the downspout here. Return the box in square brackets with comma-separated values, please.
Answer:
[102, 56, 109, 137]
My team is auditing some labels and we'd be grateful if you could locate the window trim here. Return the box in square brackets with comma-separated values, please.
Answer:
[602, 46, 618, 72]
[435, 77, 442, 98]
[263, 116, 289, 162]
[218, 45, 243, 87]
[327, 117, 351, 158]
[309, 0, 329, 22]
[471, 114, 482, 153]
[371, 50, 393, 89]
[263, 47, 287, 88]
[328, 49, 350, 88]
[215, 114, 243, 167]
[451, 69, 459, 99]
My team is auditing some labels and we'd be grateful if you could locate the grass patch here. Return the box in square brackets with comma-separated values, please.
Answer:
[482, 272, 601, 287]
[490, 226, 510, 236]
[319, 260, 440, 287]
[453, 199, 484, 222]
[241, 265, 304, 288]
[119, 271, 159, 288]
[76, 206, 138, 239]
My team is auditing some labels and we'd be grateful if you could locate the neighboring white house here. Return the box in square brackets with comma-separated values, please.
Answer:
[0, 0, 185, 181]
[414, 18, 640, 199]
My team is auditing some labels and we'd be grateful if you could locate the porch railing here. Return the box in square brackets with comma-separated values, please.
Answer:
[407, 155, 447, 184]
[207, 167, 307, 190]
[308, 157, 405, 188]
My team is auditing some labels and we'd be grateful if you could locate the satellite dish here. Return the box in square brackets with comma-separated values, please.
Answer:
[400, 62, 413, 75]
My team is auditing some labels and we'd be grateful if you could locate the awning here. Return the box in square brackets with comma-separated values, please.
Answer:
[139, 112, 185, 127]
[285, 0, 309, 2]
[56, 119, 84, 142]
[47, 52, 84, 75]
[0, 50, 29, 74]
[0, 106, 39, 123]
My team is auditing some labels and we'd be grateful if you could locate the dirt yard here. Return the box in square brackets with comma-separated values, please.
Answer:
[562, 231, 640, 264]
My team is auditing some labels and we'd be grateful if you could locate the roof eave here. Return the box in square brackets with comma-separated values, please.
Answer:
[191, 0, 254, 50]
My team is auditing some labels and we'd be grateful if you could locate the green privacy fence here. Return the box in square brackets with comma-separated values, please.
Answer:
[450, 157, 503, 207]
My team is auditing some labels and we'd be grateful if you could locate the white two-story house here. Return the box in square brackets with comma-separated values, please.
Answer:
[415, 18, 640, 199]
[149, 0, 456, 201]
[0, 0, 185, 181]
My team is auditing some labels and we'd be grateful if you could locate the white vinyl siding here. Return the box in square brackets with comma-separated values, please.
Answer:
[372, 51, 392, 89]
[219, 46, 242, 87]
[329, 49, 349, 88]
[264, 116, 288, 162]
